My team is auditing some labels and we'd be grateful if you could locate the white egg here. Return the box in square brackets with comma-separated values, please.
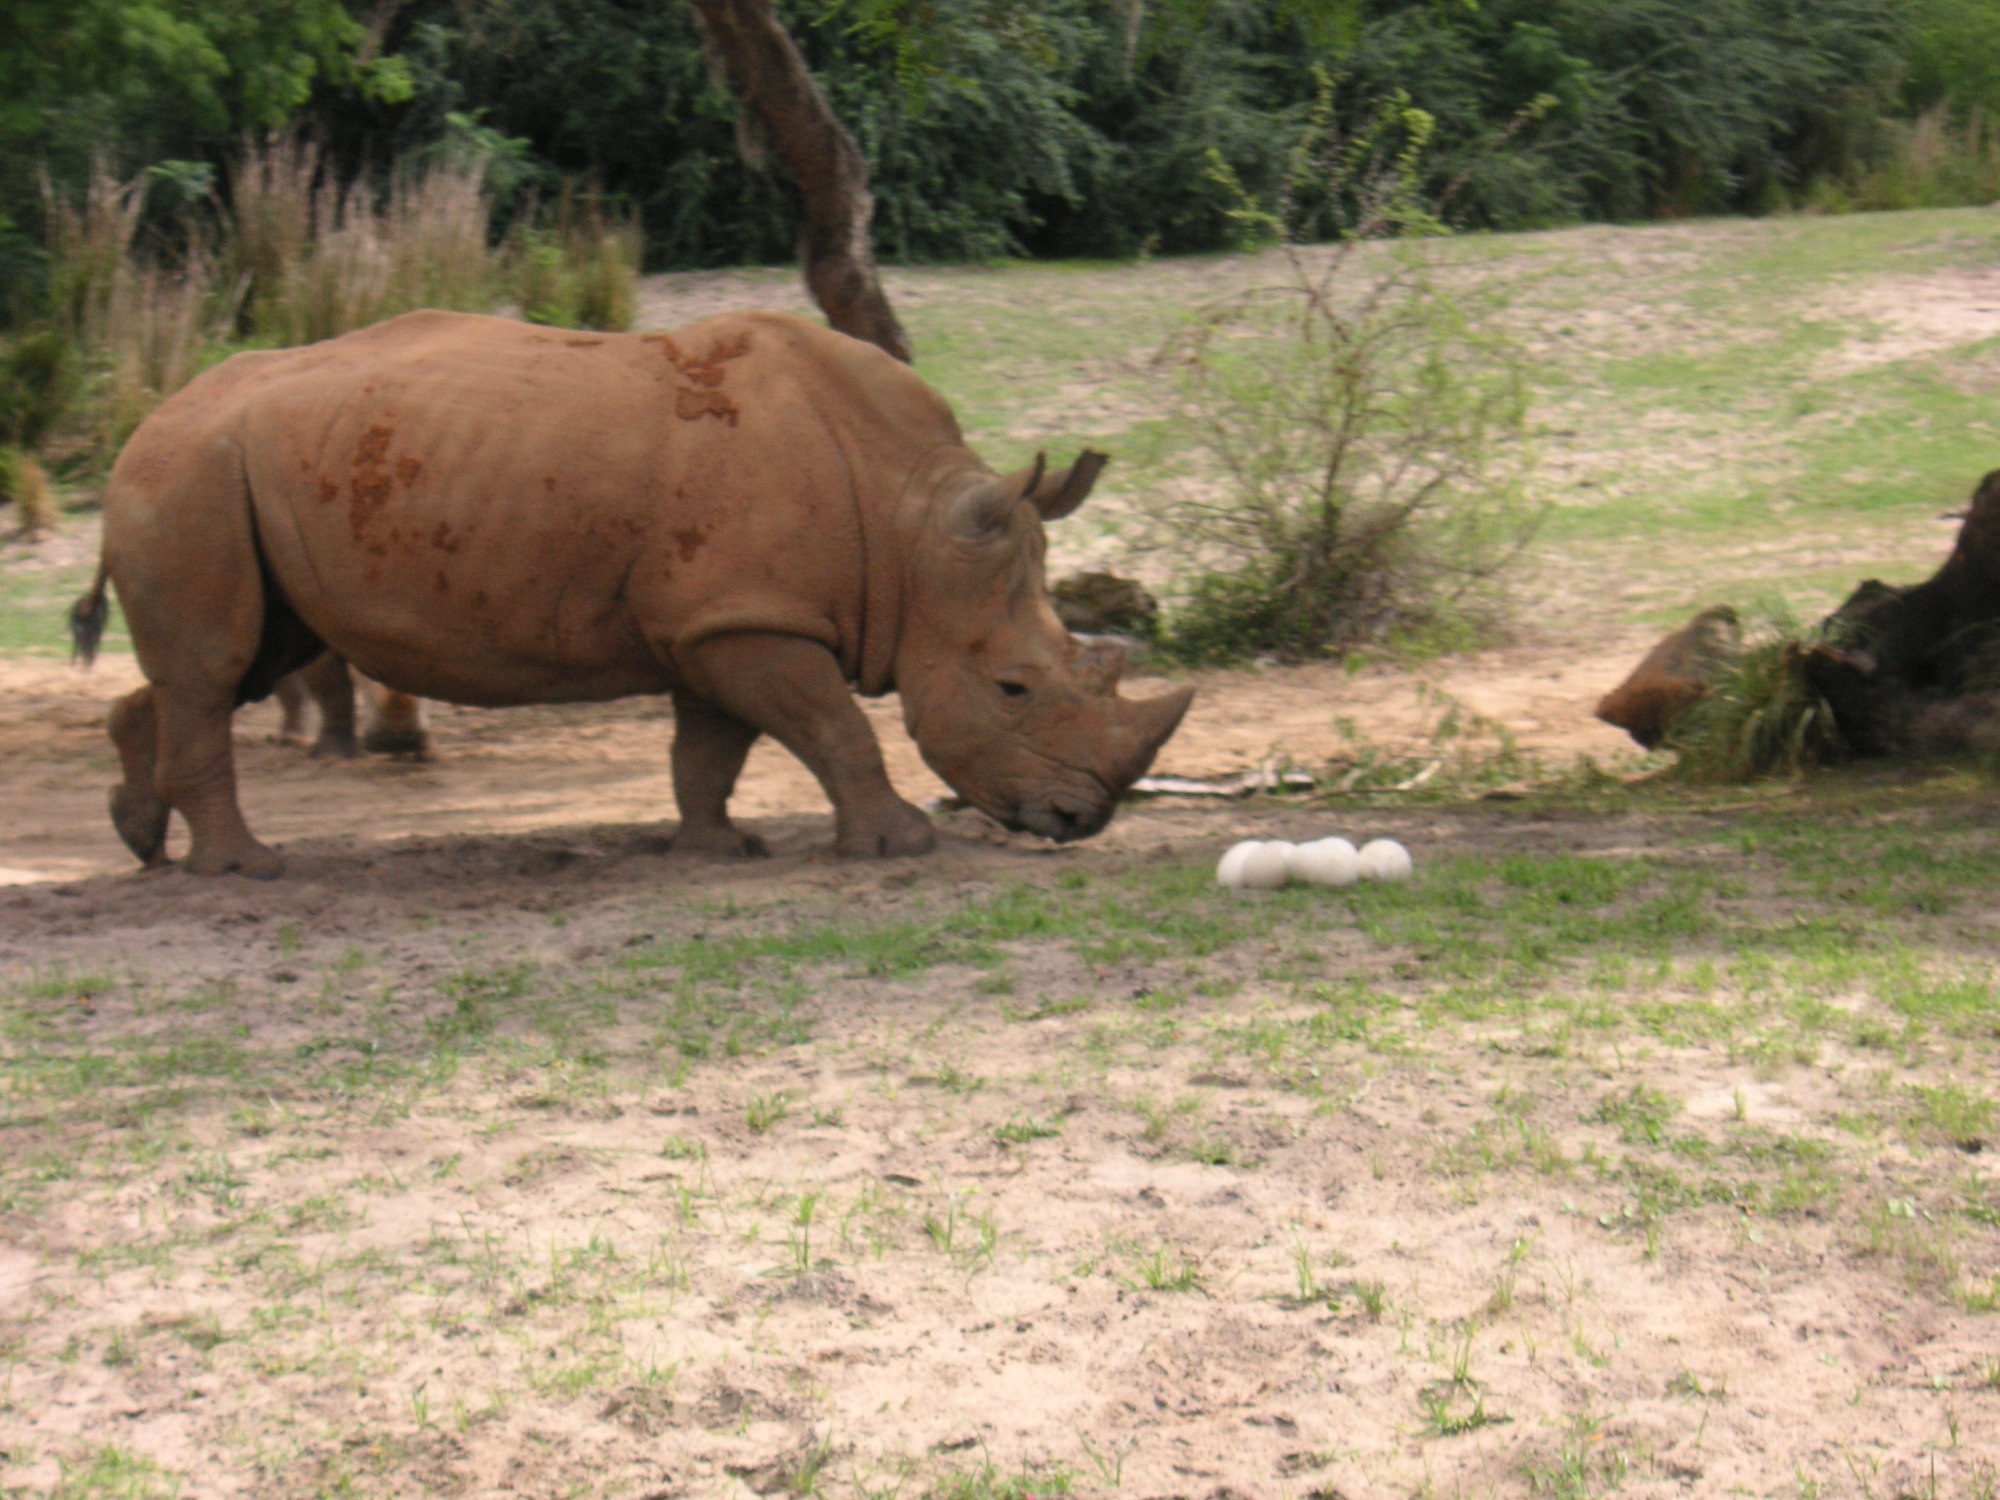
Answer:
[1239, 841, 1294, 889]
[1215, 840, 1265, 888]
[1287, 836, 1360, 887]
[1356, 838, 1413, 882]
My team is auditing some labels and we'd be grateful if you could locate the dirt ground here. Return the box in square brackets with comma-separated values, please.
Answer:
[4, 785, 1999, 1499]
[0, 636, 1641, 886]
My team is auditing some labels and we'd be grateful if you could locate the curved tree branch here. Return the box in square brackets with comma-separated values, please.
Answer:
[689, 0, 912, 362]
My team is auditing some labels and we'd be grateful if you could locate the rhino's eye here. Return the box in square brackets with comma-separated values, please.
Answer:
[997, 679, 1031, 699]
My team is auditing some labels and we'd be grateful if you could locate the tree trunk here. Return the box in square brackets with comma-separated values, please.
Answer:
[689, 0, 912, 362]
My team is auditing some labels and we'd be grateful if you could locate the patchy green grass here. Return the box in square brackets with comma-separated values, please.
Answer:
[885, 209, 2000, 634]
[0, 551, 119, 657]
[4, 775, 1999, 1495]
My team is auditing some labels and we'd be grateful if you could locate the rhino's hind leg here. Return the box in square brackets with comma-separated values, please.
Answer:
[678, 634, 935, 858]
[668, 689, 768, 856]
[154, 683, 283, 879]
[107, 686, 169, 867]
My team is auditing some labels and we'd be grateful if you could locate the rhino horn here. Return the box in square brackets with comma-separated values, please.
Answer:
[1022, 449, 1107, 521]
[950, 450, 1109, 538]
[1110, 683, 1194, 788]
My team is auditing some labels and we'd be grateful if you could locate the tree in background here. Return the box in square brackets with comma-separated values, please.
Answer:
[8, 0, 2000, 331]
[690, 0, 909, 359]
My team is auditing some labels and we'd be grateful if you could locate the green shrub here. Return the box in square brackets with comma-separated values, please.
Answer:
[510, 191, 641, 332]
[1833, 106, 2000, 211]
[0, 331, 79, 449]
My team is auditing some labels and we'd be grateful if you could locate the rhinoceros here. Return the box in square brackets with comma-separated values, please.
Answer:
[274, 653, 432, 759]
[71, 310, 1192, 877]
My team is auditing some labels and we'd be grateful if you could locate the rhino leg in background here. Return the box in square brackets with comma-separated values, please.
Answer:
[360, 681, 431, 759]
[274, 670, 315, 747]
[678, 633, 936, 858]
[301, 652, 362, 757]
[107, 685, 169, 866]
[668, 689, 768, 857]
[275, 654, 432, 759]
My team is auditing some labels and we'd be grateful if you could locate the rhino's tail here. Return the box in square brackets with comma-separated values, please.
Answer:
[69, 561, 110, 667]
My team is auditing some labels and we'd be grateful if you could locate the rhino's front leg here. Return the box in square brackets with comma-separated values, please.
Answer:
[668, 688, 768, 857]
[678, 633, 936, 858]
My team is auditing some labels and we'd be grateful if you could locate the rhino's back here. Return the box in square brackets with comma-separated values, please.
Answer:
[156, 311, 950, 706]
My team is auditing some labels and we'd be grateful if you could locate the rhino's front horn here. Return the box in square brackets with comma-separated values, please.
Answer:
[1112, 684, 1195, 789]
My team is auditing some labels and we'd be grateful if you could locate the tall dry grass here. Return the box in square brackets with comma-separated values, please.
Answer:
[43, 168, 222, 450]
[35, 136, 641, 467]
[231, 140, 501, 346]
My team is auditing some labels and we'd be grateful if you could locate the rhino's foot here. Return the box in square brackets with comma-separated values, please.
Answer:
[835, 801, 937, 859]
[362, 726, 432, 760]
[109, 784, 171, 867]
[183, 837, 284, 880]
[671, 823, 769, 859]
[310, 729, 361, 759]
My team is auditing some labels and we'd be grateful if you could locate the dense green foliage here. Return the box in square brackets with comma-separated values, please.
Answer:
[5, 0, 2000, 300]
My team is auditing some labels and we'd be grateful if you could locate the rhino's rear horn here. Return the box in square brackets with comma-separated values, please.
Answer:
[1023, 449, 1107, 521]
[952, 449, 1112, 539]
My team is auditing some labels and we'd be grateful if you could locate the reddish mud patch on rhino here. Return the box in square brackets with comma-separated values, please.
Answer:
[396, 455, 424, 487]
[348, 468, 394, 540]
[430, 521, 464, 555]
[674, 387, 739, 425]
[351, 424, 395, 468]
[314, 476, 338, 504]
[657, 331, 752, 388]
[671, 526, 708, 563]
[347, 424, 401, 539]
[655, 331, 750, 425]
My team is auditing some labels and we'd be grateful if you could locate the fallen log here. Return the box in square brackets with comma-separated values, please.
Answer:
[1599, 469, 2000, 761]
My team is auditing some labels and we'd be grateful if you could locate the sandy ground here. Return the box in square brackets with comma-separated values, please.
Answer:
[0, 639, 1641, 886]
[3, 793, 1998, 1499]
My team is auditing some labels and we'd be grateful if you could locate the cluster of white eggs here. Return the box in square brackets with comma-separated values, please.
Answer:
[1215, 835, 1413, 889]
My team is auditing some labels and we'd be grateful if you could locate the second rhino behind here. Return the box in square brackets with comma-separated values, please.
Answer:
[74, 309, 1193, 877]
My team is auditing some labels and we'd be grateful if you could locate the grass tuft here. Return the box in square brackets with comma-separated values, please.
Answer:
[1668, 605, 1848, 782]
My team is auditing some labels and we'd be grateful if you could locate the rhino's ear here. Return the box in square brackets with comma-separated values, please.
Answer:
[949, 467, 1027, 539]
[1020, 449, 1108, 521]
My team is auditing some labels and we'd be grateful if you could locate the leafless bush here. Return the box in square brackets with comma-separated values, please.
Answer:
[1150, 88, 1541, 662]
[31, 136, 641, 473]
